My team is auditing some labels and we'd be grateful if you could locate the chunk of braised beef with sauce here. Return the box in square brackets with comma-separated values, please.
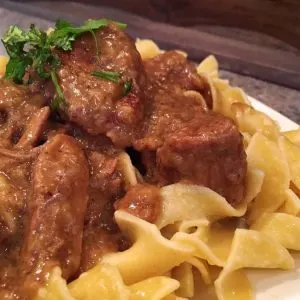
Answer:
[114, 184, 161, 223]
[157, 113, 247, 206]
[56, 23, 146, 147]
[0, 80, 46, 148]
[80, 150, 130, 273]
[20, 134, 89, 297]
[135, 51, 247, 206]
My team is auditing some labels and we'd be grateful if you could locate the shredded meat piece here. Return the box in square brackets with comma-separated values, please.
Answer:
[80, 151, 125, 273]
[16, 107, 50, 149]
[0, 80, 46, 148]
[0, 154, 32, 300]
[20, 134, 89, 297]
[56, 23, 146, 147]
[0, 160, 30, 244]
[114, 184, 161, 223]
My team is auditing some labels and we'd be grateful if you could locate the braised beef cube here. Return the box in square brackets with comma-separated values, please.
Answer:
[157, 114, 247, 206]
[57, 23, 146, 147]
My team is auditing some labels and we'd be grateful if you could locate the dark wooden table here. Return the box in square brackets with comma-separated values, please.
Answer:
[0, 1, 299, 124]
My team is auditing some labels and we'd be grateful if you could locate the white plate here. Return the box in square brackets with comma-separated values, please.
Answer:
[247, 97, 299, 300]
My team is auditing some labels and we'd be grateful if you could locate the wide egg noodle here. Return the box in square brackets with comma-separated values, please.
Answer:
[163, 295, 188, 300]
[102, 211, 194, 285]
[38, 263, 182, 300]
[178, 219, 210, 235]
[231, 103, 280, 141]
[156, 184, 247, 230]
[172, 258, 210, 298]
[186, 257, 211, 285]
[196, 55, 219, 78]
[246, 133, 290, 223]
[244, 168, 265, 204]
[135, 39, 161, 60]
[172, 222, 233, 267]
[283, 129, 300, 146]
[68, 263, 129, 300]
[129, 277, 180, 300]
[210, 80, 250, 119]
[34, 267, 75, 300]
[279, 135, 300, 194]
[215, 229, 294, 300]
[0, 55, 8, 77]
[251, 213, 300, 250]
[172, 263, 194, 298]
[215, 269, 252, 300]
[219, 87, 250, 119]
[278, 189, 300, 216]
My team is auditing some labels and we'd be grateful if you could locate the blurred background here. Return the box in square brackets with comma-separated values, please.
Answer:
[0, 0, 299, 123]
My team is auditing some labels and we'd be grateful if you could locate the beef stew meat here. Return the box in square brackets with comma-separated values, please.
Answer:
[0, 24, 247, 300]
[80, 151, 124, 272]
[134, 51, 247, 205]
[57, 23, 146, 147]
[114, 184, 161, 223]
[20, 134, 89, 297]
[0, 81, 46, 148]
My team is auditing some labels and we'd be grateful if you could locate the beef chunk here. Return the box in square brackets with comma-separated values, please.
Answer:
[157, 113, 246, 205]
[114, 183, 161, 223]
[0, 80, 46, 148]
[80, 151, 123, 272]
[135, 51, 247, 205]
[57, 23, 146, 147]
[20, 134, 89, 296]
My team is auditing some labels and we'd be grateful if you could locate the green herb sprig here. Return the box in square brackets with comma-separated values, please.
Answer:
[91, 70, 133, 96]
[1, 19, 127, 109]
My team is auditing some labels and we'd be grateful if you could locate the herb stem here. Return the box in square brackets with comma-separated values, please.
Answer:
[90, 30, 100, 62]
[91, 70, 122, 83]
[50, 70, 64, 99]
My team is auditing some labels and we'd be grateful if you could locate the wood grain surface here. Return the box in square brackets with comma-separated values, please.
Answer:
[11, 0, 300, 49]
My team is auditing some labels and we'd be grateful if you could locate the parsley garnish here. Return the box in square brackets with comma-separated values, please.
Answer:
[91, 70, 122, 83]
[1, 19, 127, 110]
[91, 70, 133, 96]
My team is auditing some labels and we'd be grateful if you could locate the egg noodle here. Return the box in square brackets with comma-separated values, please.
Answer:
[1, 39, 300, 300]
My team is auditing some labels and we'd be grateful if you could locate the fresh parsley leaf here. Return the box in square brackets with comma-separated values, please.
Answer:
[2, 25, 27, 46]
[27, 24, 46, 46]
[113, 21, 127, 29]
[48, 18, 110, 51]
[5, 57, 31, 83]
[55, 19, 73, 30]
[91, 70, 122, 83]
[78, 19, 109, 32]
[123, 80, 133, 96]
[2, 26, 26, 59]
